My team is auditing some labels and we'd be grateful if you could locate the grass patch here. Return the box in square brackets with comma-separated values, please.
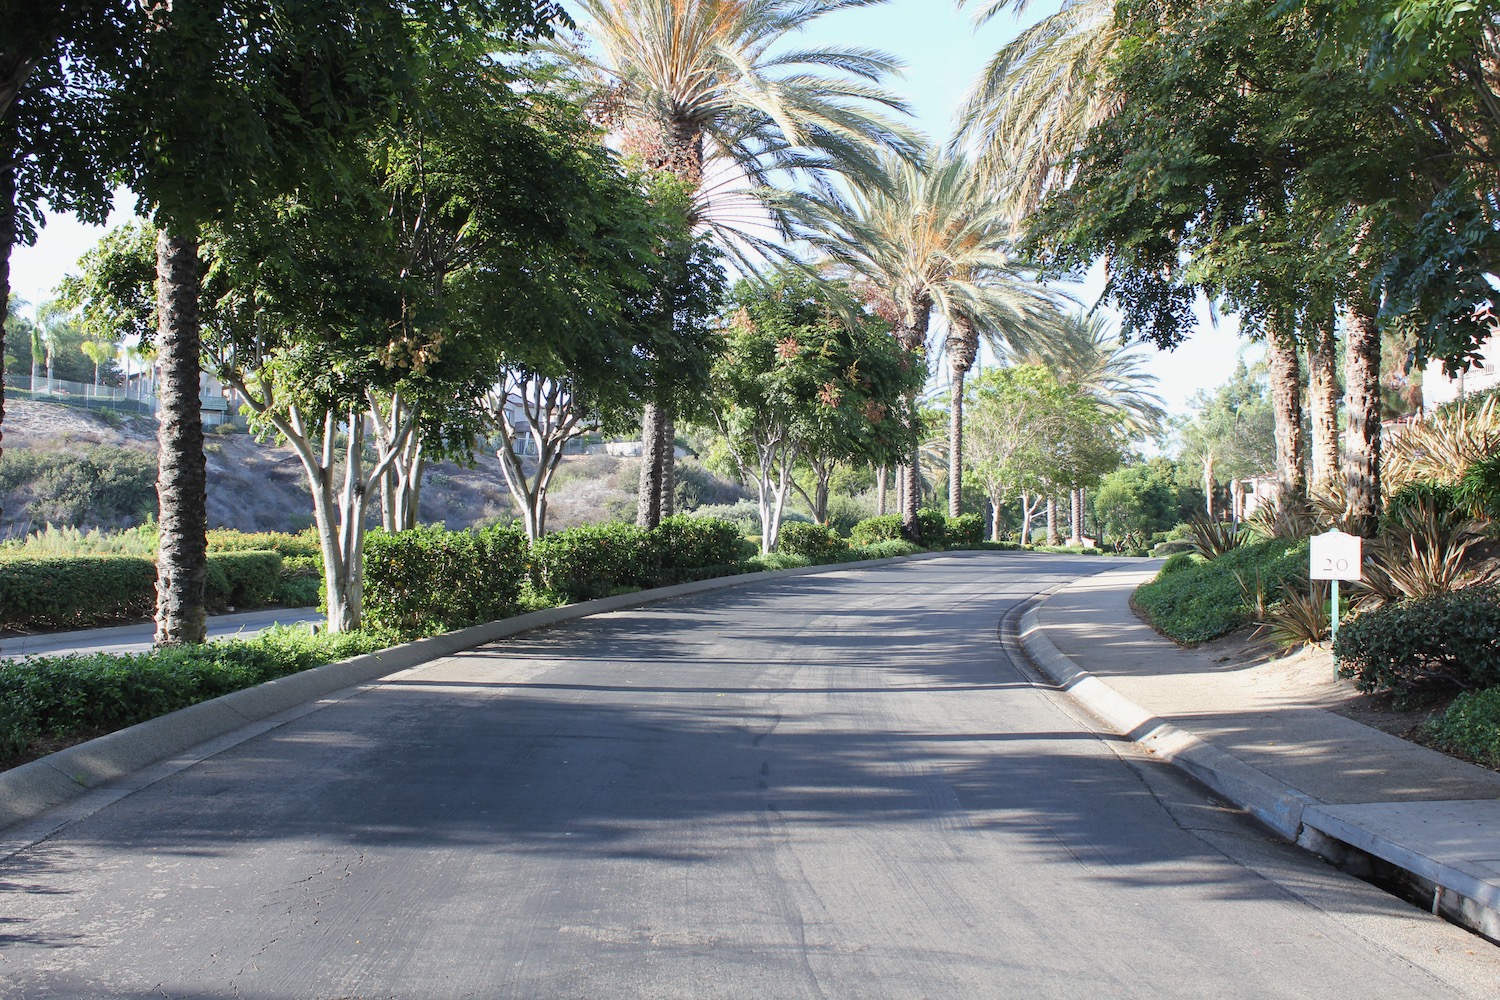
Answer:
[1133, 537, 1310, 644]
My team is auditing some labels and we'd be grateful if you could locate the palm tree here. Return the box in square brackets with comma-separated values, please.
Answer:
[789, 152, 1066, 531]
[955, 0, 1118, 211]
[548, 0, 918, 527]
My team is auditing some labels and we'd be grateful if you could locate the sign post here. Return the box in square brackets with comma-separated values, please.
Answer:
[1309, 529, 1363, 654]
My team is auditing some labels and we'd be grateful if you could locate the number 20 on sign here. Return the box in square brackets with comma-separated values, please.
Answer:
[1310, 529, 1362, 651]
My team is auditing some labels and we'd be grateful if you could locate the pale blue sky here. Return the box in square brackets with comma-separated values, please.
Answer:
[10, 0, 1252, 418]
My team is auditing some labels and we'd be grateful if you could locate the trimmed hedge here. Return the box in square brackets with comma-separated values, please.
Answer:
[0, 555, 158, 630]
[652, 515, 748, 582]
[531, 522, 654, 602]
[851, 514, 903, 546]
[1334, 584, 1500, 704]
[363, 524, 528, 636]
[0, 626, 390, 757]
[778, 522, 849, 561]
[206, 551, 283, 608]
[946, 513, 984, 546]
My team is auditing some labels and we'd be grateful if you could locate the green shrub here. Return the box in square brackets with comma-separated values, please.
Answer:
[777, 521, 850, 562]
[363, 524, 528, 636]
[1160, 552, 1198, 575]
[914, 508, 948, 547]
[0, 625, 391, 758]
[1151, 539, 1197, 557]
[0, 555, 157, 629]
[1384, 480, 1462, 525]
[651, 515, 747, 583]
[0, 446, 157, 527]
[744, 551, 813, 572]
[1334, 584, 1500, 703]
[1420, 687, 1500, 767]
[852, 539, 923, 559]
[945, 513, 985, 546]
[850, 514, 904, 546]
[1133, 538, 1310, 644]
[531, 521, 652, 602]
[1457, 455, 1500, 522]
[207, 527, 321, 559]
[205, 551, 283, 608]
[0, 522, 158, 558]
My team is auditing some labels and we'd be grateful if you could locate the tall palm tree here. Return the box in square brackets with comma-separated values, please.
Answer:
[549, 0, 919, 527]
[955, 0, 1118, 211]
[788, 152, 1065, 531]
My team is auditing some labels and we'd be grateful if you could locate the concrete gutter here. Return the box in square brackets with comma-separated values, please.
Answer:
[1017, 603, 1318, 841]
[0, 553, 941, 833]
[1016, 580, 1500, 944]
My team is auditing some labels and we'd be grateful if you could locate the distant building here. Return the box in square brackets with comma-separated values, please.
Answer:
[1423, 336, 1500, 411]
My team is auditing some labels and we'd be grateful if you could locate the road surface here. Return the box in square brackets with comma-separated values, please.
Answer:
[0, 554, 1495, 998]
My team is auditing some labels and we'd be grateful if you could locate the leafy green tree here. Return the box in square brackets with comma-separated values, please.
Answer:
[1092, 459, 1184, 546]
[711, 273, 918, 553]
[1173, 362, 1277, 520]
[965, 364, 1113, 543]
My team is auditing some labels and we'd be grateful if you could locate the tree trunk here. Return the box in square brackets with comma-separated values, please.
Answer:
[1344, 295, 1382, 537]
[947, 315, 977, 518]
[154, 227, 208, 646]
[0, 149, 12, 523]
[1307, 315, 1340, 493]
[1046, 497, 1059, 546]
[876, 465, 887, 515]
[636, 401, 663, 528]
[1202, 455, 1216, 521]
[1067, 487, 1084, 544]
[658, 408, 676, 520]
[1267, 321, 1307, 511]
[897, 303, 930, 539]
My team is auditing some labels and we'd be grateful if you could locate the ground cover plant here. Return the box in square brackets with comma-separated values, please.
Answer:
[1334, 583, 1500, 705]
[1132, 537, 1310, 644]
[1420, 687, 1500, 768]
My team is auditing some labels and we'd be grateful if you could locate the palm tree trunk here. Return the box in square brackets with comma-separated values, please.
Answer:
[1068, 487, 1085, 544]
[636, 401, 663, 528]
[658, 408, 676, 519]
[947, 315, 977, 518]
[153, 226, 208, 646]
[1046, 497, 1059, 546]
[876, 465, 887, 515]
[1307, 315, 1340, 493]
[897, 306, 930, 538]
[1344, 295, 1382, 537]
[0, 149, 12, 522]
[1267, 321, 1307, 509]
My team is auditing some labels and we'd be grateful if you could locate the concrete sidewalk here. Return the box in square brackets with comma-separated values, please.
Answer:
[1020, 564, 1500, 943]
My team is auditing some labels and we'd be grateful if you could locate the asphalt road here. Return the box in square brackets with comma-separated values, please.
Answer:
[0, 608, 325, 660]
[1, 553, 1495, 999]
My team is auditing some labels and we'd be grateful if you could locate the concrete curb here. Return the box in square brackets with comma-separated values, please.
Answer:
[1016, 601, 1317, 841]
[0, 551, 949, 832]
[1016, 567, 1500, 943]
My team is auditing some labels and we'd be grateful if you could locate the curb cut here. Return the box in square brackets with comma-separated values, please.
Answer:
[0, 550, 951, 833]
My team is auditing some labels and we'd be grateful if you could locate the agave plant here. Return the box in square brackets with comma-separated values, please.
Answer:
[1384, 394, 1500, 492]
[1244, 497, 1321, 542]
[1355, 494, 1488, 606]
[1265, 580, 1330, 649]
[1188, 515, 1247, 559]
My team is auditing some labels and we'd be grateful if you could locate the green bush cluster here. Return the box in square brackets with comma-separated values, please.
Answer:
[205, 550, 283, 608]
[530, 517, 746, 602]
[945, 513, 985, 546]
[1133, 538, 1310, 644]
[207, 527, 321, 558]
[363, 524, 528, 636]
[1420, 687, 1500, 767]
[1334, 584, 1500, 703]
[0, 556, 158, 629]
[1151, 539, 1196, 557]
[850, 513, 904, 546]
[0, 446, 157, 527]
[777, 522, 849, 561]
[0, 625, 389, 757]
